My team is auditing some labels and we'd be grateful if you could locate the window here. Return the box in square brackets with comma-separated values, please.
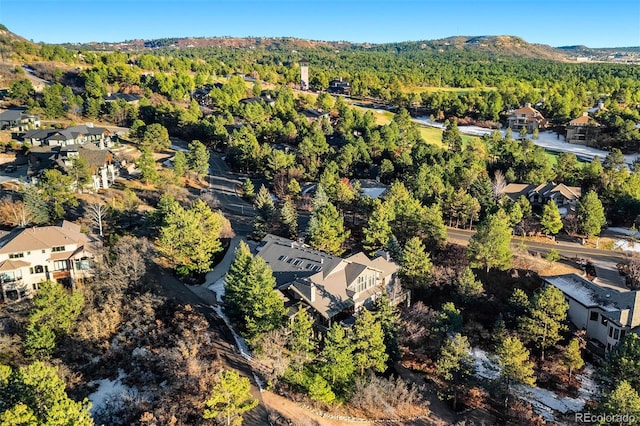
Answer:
[609, 327, 613, 338]
[614, 329, 620, 340]
[601, 316, 608, 326]
[51, 246, 65, 252]
[590, 312, 599, 321]
[8, 252, 24, 259]
[621, 330, 627, 339]
[53, 260, 67, 271]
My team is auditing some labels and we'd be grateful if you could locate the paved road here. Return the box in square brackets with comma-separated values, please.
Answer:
[447, 227, 630, 265]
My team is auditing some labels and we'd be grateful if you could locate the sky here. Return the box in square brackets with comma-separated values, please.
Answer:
[1, 0, 639, 48]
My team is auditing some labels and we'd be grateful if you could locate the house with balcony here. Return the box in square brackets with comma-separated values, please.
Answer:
[28, 144, 119, 190]
[544, 274, 640, 354]
[566, 112, 602, 146]
[22, 124, 113, 148]
[500, 182, 582, 215]
[506, 103, 548, 133]
[0, 108, 40, 132]
[0, 221, 99, 301]
[256, 234, 407, 329]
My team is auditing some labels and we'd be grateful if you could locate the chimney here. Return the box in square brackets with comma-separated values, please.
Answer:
[310, 282, 316, 302]
[525, 103, 532, 108]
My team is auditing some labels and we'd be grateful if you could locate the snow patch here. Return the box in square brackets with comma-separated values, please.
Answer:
[213, 305, 252, 361]
[208, 277, 226, 303]
[614, 239, 640, 252]
[607, 227, 640, 238]
[470, 348, 596, 422]
[88, 370, 137, 415]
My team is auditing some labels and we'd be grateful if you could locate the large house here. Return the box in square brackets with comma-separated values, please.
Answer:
[501, 182, 582, 210]
[0, 221, 98, 301]
[327, 79, 351, 95]
[28, 144, 119, 190]
[544, 274, 640, 353]
[506, 103, 547, 133]
[257, 234, 407, 328]
[23, 124, 113, 148]
[0, 108, 40, 132]
[566, 112, 602, 146]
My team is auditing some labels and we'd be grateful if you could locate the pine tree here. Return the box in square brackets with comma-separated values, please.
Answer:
[437, 333, 476, 410]
[599, 381, 640, 423]
[136, 147, 159, 185]
[187, 139, 210, 178]
[563, 338, 584, 381]
[253, 185, 275, 239]
[0, 362, 93, 425]
[241, 178, 255, 199]
[467, 210, 513, 273]
[289, 308, 316, 363]
[173, 150, 187, 178]
[540, 200, 563, 235]
[372, 295, 401, 363]
[455, 267, 484, 300]
[307, 201, 349, 255]
[224, 241, 254, 322]
[519, 285, 568, 361]
[435, 302, 463, 335]
[600, 334, 640, 392]
[319, 324, 355, 388]
[279, 197, 298, 239]
[496, 336, 536, 391]
[353, 310, 388, 376]
[204, 370, 257, 425]
[243, 256, 286, 340]
[307, 374, 336, 404]
[577, 190, 607, 238]
[399, 237, 433, 288]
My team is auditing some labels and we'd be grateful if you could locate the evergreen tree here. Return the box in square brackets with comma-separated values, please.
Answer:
[242, 256, 286, 339]
[399, 236, 433, 288]
[496, 336, 535, 407]
[319, 324, 355, 388]
[307, 202, 349, 255]
[372, 294, 401, 363]
[435, 302, 463, 335]
[187, 139, 210, 178]
[564, 338, 584, 381]
[141, 123, 170, 152]
[173, 150, 187, 179]
[598, 381, 640, 424]
[157, 200, 225, 274]
[253, 185, 275, 239]
[204, 370, 257, 425]
[279, 197, 298, 239]
[540, 200, 563, 235]
[307, 374, 336, 404]
[0, 362, 93, 425]
[467, 211, 513, 272]
[442, 120, 463, 153]
[289, 308, 316, 364]
[577, 190, 607, 238]
[224, 241, 254, 322]
[600, 334, 640, 392]
[21, 185, 49, 225]
[241, 178, 255, 199]
[519, 285, 568, 361]
[353, 310, 388, 376]
[37, 169, 78, 220]
[437, 333, 476, 410]
[455, 267, 484, 300]
[136, 147, 159, 185]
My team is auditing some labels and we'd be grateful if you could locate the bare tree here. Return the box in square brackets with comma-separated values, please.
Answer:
[0, 196, 32, 227]
[492, 170, 507, 200]
[87, 202, 109, 237]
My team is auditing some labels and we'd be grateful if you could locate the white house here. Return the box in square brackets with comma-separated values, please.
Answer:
[544, 274, 640, 353]
[0, 221, 99, 301]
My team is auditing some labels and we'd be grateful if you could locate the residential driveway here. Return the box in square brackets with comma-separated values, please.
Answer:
[592, 260, 628, 291]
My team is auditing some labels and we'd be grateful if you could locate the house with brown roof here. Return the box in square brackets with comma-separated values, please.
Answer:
[257, 234, 408, 328]
[566, 112, 602, 146]
[500, 182, 582, 214]
[0, 221, 99, 301]
[506, 103, 547, 133]
[545, 274, 640, 353]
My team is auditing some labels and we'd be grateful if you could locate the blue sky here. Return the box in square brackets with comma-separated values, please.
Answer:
[1, 0, 639, 47]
